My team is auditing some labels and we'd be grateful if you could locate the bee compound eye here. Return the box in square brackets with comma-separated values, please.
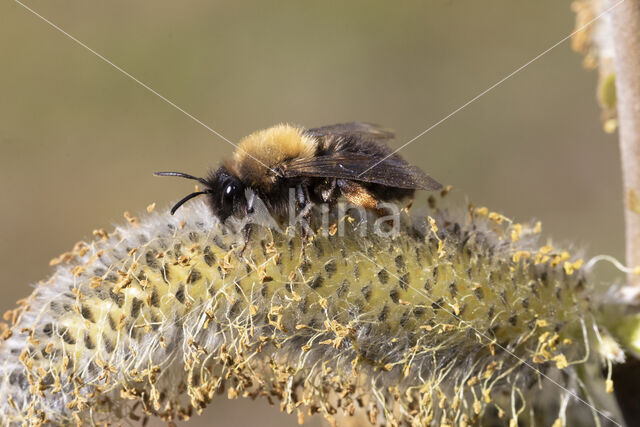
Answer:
[225, 185, 233, 195]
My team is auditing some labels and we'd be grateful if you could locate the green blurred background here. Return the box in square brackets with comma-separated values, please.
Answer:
[0, 1, 623, 425]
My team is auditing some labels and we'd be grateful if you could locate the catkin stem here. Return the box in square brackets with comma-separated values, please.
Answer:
[609, 0, 640, 289]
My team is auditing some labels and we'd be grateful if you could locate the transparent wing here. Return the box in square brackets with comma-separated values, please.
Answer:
[282, 153, 442, 190]
[304, 122, 394, 142]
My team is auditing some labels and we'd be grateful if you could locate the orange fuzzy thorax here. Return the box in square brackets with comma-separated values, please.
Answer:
[227, 124, 315, 190]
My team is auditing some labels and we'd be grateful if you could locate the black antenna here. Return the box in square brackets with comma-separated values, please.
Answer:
[168, 191, 209, 215]
[153, 171, 209, 186]
[153, 171, 211, 214]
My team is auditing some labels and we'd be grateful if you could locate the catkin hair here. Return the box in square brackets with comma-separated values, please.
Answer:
[0, 198, 621, 426]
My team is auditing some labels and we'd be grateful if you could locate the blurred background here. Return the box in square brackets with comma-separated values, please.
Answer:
[0, 0, 622, 425]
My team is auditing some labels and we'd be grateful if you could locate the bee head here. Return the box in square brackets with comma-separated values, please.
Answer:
[206, 167, 247, 222]
[153, 167, 246, 222]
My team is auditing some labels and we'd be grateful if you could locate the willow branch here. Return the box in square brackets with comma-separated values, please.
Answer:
[609, 0, 640, 289]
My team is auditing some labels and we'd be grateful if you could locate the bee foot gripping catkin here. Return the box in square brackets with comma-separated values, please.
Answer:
[0, 199, 624, 426]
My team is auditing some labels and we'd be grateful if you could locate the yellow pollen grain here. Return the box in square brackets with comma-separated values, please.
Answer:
[475, 207, 489, 216]
[512, 251, 531, 263]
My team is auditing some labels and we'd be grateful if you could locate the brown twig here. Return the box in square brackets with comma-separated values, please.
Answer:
[610, 0, 640, 289]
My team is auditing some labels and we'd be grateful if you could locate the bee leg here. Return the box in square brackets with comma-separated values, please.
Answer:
[238, 223, 252, 257]
[302, 186, 315, 233]
[295, 183, 306, 238]
[295, 184, 314, 260]
[403, 198, 414, 213]
[295, 184, 313, 222]
[320, 179, 338, 203]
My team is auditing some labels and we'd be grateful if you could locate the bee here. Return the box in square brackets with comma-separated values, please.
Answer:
[155, 122, 442, 225]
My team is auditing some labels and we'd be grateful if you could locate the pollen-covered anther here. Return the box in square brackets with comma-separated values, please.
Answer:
[123, 211, 139, 226]
[92, 228, 109, 240]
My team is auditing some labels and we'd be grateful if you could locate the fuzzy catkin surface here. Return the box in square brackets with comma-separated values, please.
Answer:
[0, 200, 610, 426]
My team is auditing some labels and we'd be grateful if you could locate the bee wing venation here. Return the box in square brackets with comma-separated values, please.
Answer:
[305, 122, 394, 142]
[282, 154, 442, 190]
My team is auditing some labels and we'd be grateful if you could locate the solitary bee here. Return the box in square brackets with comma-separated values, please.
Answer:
[155, 122, 442, 225]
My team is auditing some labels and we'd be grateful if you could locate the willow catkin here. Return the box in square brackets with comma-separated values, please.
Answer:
[571, 0, 618, 132]
[0, 198, 622, 426]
